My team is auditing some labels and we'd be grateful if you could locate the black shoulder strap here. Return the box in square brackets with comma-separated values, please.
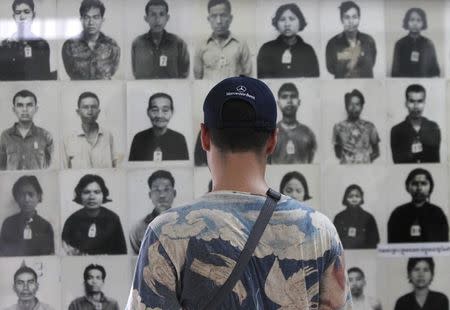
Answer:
[202, 188, 281, 310]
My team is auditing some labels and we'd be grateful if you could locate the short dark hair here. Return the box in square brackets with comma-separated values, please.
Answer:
[147, 92, 173, 112]
[12, 0, 34, 12]
[147, 170, 175, 189]
[405, 84, 426, 100]
[403, 8, 427, 31]
[278, 83, 299, 98]
[339, 1, 360, 19]
[83, 264, 106, 281]
[12, 175, 43, 203]
[73, 174, 112, 205]
[344, 89, 365, 107]
[347, 266, 365, 278]
[14, 265, 38, 283]
[207, 0, 231, 13]
[272, 3, 307, 32]
[145, 0, 169, 15]
[279, 171, 312, 201]
[77, 91, 100, 108]
[13, 89, 37, 106]
[407, 257, 434, 276]
[342, 184, 364, 206]
[405, 168, 434, 195]
[208, 180, 213, 192]
[79, 0, 105, 18]
[209, 99, 273, 153]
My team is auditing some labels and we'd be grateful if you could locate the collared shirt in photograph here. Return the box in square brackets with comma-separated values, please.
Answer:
[129, 211, 158, 254]
[391, 34, 440, 77]
[332, 119, 380, 164]
[0, 123, 53, 170]
[132, 30, 190, 79]
[0, 211, 54, 256]
[63, 126, 118, 169]
[325, 31, 377, 78]
[68, 293, 119, 310]
[0, 33, 54, 80]
[62, 32, 120, 80]
[257, 35, 319, 78]
[128, 127, 189, 161]
[193, 32, 252, 80]
[390, 116, 440, 163]
[394, 291, 449, 310]
[4, 298, 55, 310]
[270, 121, 317, 164]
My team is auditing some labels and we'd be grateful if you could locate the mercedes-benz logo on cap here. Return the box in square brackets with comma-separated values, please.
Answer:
[236, 85, 247, 92]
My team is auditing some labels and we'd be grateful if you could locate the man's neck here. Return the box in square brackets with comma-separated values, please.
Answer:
[344, 30, 358, 40]
[84, 31, 101, 43]
[412, 200, 427, 207]
[152, 126, 168, 136]
[17, 121, 33, 130]
[150, 30, 164, 45]
[82, 122, 99, 134]
[352, 293, 364, 302]
[347, 116, 360, 122]
[212, 31, 230, 43]
[18, 297, 37, 310]
[409, 32, 421, 39]
[281, 115, 297, 127]
[88, 291, 103, 302]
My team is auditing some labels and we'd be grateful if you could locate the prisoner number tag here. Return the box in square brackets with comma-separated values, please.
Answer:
[154, 149, 163, 162]
[410, 51, 420, 63]
[159, 55, 168, 67]
[410, 225, 421, 237]
[411, 141, 423, 154]
[348, 227, 357, 237]
[88, 223, 97, 238]
[286, 140, 295, 155]
[34, 141, 38, 149]
[23, 225, 32, 240]
[24, 45, 32, 58]
[282, 49, 292, 64]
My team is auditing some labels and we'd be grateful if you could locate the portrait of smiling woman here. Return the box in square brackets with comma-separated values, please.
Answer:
[61, 174, 127, 255]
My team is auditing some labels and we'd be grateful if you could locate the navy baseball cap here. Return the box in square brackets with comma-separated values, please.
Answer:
[203, 76, 277, 131]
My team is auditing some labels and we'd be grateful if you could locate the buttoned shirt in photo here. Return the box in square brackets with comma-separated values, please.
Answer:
[62, 32, 120, 80]
[63, 126, 118, 169]
[0, 123, 53, 170]
[193, 33, 252, 80]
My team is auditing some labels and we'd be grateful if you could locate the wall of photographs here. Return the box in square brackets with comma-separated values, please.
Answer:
[1, 0, 450, 308]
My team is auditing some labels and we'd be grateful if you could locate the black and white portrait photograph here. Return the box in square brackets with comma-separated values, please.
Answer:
[320, 0, 386, 79]
[385, 165, 449, 244]
[323, 165, 386, 248]
[385, 0, 444, 78]
[125, 0, 194, 80]
[0, 256, 61, 309]
[127, 80, 193, 166]
[192, 0, 255, 80]
[345, 250, 382, 310]
[387, 79, 446, 164]
[127, 167, 194, 255]
[321, 80, 387, 165]
[193, 166, 213, 198]
[60, 81, 126, 169]
[377, 256, 450, 310]
[59, 169, 128, 255]
[0, 172, 59, 257]
[266, 79, 321, 164]
[61, 256, 131, 309]
[57, 0, 124, 80]
[256, 0, 320, 78]
[0, 82, 60, 170]
[0, 0, 57, 80]
[266, 164, 321, 211]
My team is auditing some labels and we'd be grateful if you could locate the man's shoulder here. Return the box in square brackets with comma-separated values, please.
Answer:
[422, 117, 440, 128]
[165, 128, 186, 139]
[133, 128, 153, 139]
[33, 124, 52, 136]
[358, 32, 375, 42]
[391, 203, 412, 215]
[100, 33, 119, 47]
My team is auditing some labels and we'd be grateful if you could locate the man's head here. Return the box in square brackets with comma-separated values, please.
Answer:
[144, 0, 169, 34]
[277, 83, 300, 119]
[12, 175, 43, 214]
[347, 267, 365, 298]
[12, 0, 35, 27]
[13, 265, 38, 302]
[79, 0, 105, 36]
[77, 92, 100, 124]
[344, 89, 364, 120]
[83, 264, 106, 295]
[405, 168, 434, 204]
[202, 76, 277, 156]
[405, 84, 426, 119]
[207, 0, 232, 37]
[147, 170, 176, 215]
[12, 90, 38, 124]
[339, 1, 360, 33]
[147, 92, 174, 130]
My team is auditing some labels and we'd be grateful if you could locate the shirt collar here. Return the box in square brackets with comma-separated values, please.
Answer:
[207, 32, 237, 46]
[337, 31, 361, 43]
[145, 30, 171, 44]
[85, 292, 107, 304]
[9, 122, 37, 138]
[80, 31, 106, 43]
[75, 124, 104, 136]
[144, 210, 159, 224]
[275, 34, 304, 47]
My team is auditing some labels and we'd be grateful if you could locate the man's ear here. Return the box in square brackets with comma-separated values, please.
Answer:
[200, 123, 211, 151]
[266, 129, 278, 155]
